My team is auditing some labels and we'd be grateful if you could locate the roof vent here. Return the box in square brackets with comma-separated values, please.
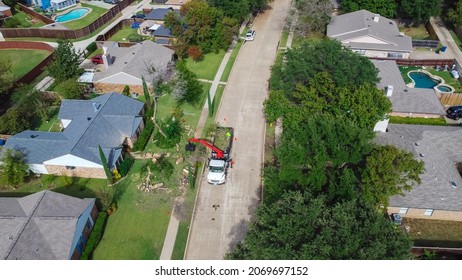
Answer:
[451, 181, 457, 188]
[30, 134, 38, 138]
[373, 14, 380, 22]
[414, 142, 420, 146]
[87, 117, 92, 121]
[419, 153, 425, 157]
[92, 103, 101, 112]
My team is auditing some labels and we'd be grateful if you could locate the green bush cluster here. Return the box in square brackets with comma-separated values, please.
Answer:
[144, 157, 174, 180]
[132, 121, 154, 151]
[119, 156, 134, 177]
[80, 212, 108, 260]
[154, 118, 182, 148]
[85, 42, 97, 57]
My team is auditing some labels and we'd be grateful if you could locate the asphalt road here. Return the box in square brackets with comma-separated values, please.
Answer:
[184, 0, 291, 260]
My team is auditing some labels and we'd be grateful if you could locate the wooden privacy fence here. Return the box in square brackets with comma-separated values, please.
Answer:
[18, 3, 55, 24]
[0, 41, 55, 86]
[95, 18, 134, 41]
[0, 0, 136, 39]
[412, 40, 440, 48]
[436, 92, 462, 106]
[395, 59, 455, 67]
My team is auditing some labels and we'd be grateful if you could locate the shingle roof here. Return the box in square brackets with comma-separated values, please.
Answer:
[0, 191, 95, 260]
[375, 124, 462, 212]
[145, 8, 177, 21]
[4, 93, 144, 167]
[327, 10, 412, 53]
[93, 40, 174, 85]
[372, 60, 445, 115]
[153, 25, 173, 38]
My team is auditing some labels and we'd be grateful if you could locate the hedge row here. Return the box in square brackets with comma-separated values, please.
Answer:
[80, 212, 108, 260]
[132, 121, 154, 151]
[119, 156, 134, 177]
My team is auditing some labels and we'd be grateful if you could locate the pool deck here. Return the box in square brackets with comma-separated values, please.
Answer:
[372, 60, 446, 116]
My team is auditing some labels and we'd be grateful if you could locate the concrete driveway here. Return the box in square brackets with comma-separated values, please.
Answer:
[184, 0, 291, 260]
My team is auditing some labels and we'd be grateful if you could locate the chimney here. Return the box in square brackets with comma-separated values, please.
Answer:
[386, 85, 393, 97]
[102, 46, 112, 69]
[373, 14, 380, 23]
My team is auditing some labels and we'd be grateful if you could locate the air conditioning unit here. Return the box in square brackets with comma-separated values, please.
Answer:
[391, 213, 402, 225]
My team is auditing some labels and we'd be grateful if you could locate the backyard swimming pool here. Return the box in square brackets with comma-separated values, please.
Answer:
[436, 85, 453, 92]
[409, 72, 440, 88]
[55, 8, 89, 23]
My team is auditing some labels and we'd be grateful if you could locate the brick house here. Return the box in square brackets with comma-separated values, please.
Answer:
[376, 124, 462, 221]
[0, 190, 97, 260]
[2, 93, 145, 179]
[327, 10, 412, 59]
[92, 41, 174, 94]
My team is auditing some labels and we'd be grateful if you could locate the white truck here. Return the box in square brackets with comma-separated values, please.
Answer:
[186, 127, 233, 185]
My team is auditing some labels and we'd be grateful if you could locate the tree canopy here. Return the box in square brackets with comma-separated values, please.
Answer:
[46, 39, 83, 83]
[165, 0, 238, 55]
[360, 145, 425, 207]
[448, 0, 462, 27]
[0, 149, 29, 188]
[271, 39, 379, 93]
[0, 57, 14, 95]
[399, 0, 442, 23]
[227, 191, 412, 260]
[294, 0, 332, 35]
[340, 0, 397, 18]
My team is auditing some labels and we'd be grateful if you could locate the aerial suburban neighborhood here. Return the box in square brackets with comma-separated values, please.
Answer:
[1, 0, 462, 263]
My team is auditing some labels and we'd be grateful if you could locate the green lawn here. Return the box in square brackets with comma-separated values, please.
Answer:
[36, 108, 61, 132]
[4, 12, 46, 28]
[280, 31, 289, 49]
[220, 39, 244, 82]
[449, 30, 462, 52]
[389, 116, 447, 126]
[186, 50, 226, 80]
[398, 25, 431, 40]
[63, 3, 108, 30]
[93, 160, 174, 259]
[109, 26, 140, 42]
[0, 49, 51, 80]
[404, 218, 462, 247]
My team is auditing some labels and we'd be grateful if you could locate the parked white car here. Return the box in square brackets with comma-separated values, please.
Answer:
[245, 30, 256, 41]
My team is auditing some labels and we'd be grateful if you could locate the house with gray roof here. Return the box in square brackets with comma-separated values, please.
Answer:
[145, 7, 178, 21]
[327, 10, 412, 59]
[0, 1, 12, 19]
[376, 124, 462, 221]
[3, 93, 145, 179]
[93, 40, 174, 94]
[372, 60, 445, 117]
[0, 190, 97, 259]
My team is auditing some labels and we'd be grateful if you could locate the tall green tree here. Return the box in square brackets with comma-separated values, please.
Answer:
[165, 0, 238, 55]
[400, 0, 442, 23]
[142, 76, 152, 109]
[0, 57, 14, 95]
[207, 0, 250, 22]
[59, 78, 83, 99]
[271, 39, 379, 93]
[448, 0, 462, 27]
[98, 145, 112, 183]
[340, 0, 397, 18]
[360, 145, 425, 207]
[46, 39, 83, 83]
[0, 149, 29, 188]
[227, 191, 412, 260]
[173, 60, 203, 104]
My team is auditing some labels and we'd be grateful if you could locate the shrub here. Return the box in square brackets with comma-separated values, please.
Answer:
[132, 121, 154, 151]
[127, 34, 143, 42]
[144, 108, 154, 120]
[119, 156, 134, 177]
[85, 42, 97, 57]
[122, 85, 130, 96]
[144, 156, 174, 180]
[80, 212, 108, 260]
[3, 17, 21, 28]
[187, 45, 203, 61]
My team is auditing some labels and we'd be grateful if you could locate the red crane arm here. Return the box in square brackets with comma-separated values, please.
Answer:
[188, 138, 224, 159]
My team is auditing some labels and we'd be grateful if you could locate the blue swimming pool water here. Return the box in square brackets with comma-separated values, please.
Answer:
[409, 72, 439, 88]
[436, 85, 452, 92]
[55, 8, 89, 23]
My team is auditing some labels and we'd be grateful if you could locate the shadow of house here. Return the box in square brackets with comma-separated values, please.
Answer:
[2, 93, 145, 179]
[0, 190, 97, 260]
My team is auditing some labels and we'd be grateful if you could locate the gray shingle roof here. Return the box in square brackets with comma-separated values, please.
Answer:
[93, 40, 174, 85]
[4, 93, 144, 167]
[375, 124, 462, 212]
[145, 8, 177, 21]
[372, 60, 445, 115]
[327, 10, 412, 53]
[0, 190, 95, 260]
